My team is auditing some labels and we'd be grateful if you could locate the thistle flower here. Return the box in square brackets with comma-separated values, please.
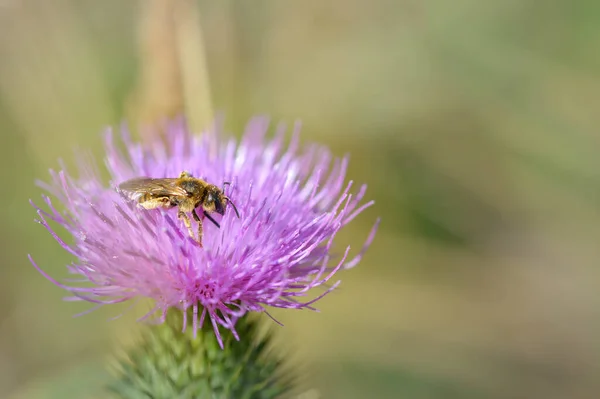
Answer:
[30, 117, 378, 348]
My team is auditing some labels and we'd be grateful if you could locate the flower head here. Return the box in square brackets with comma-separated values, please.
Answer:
[30, 117, 379, 347]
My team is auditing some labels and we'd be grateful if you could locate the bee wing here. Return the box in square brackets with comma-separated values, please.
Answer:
[117, 177, 187, 201]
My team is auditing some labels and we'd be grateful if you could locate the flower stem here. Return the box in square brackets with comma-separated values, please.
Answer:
[108, 309, 293, 399]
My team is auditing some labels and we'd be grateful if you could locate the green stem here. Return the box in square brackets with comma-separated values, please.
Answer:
[108, 309, 293, 399]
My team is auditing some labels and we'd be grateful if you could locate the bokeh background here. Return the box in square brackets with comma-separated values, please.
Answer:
[2, 1, 600, 398]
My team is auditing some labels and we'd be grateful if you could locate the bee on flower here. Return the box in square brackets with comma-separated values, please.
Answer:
[29, 117, 379, 348]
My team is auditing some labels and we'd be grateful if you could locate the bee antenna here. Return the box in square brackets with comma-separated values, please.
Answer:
[222, 181, 231, 195]
[225, 196, 240, 219]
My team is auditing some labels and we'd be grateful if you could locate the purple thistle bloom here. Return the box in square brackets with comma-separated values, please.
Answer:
[29, 117, 379, 348]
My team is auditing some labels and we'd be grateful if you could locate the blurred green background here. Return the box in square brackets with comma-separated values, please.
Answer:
[2, 1, 600, 398]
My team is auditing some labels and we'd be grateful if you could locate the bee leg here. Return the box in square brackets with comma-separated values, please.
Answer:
[178, 211, 199, 246]
[192, 209, 204, 246]
[203, 211, 220, 229]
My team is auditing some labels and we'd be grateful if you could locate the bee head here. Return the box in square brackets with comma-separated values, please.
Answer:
[202, 184, 240, 218]
[203, 186, 226, 215]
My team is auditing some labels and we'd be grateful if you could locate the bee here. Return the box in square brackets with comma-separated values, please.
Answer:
[117, 171, 240, 246]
